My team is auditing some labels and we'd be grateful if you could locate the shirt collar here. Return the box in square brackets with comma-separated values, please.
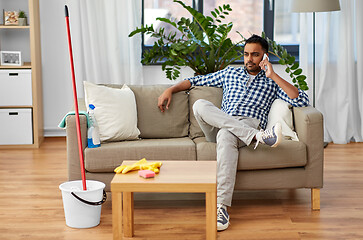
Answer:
[242, 67, 267, 81]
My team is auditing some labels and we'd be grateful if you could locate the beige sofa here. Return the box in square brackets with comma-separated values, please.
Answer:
[66, 85, 324, 209]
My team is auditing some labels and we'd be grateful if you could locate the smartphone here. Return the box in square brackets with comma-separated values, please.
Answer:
[263, 53, 269, 71]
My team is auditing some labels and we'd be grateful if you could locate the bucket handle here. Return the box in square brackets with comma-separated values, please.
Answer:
[71, 190, 107, 206]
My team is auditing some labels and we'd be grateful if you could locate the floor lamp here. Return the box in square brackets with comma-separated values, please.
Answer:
[292, 0, 341, 107]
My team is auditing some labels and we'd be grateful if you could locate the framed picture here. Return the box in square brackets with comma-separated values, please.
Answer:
[0, 51, 22, 66]
[3, 10, 19, 26]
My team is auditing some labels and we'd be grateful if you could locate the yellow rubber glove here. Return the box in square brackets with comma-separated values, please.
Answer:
[121, 158, 147, 174]
[114, 165, 127, 174]
[114, 158, 162, 174]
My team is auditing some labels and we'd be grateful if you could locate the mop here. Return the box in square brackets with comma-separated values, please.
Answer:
[65, 5, 87, 190]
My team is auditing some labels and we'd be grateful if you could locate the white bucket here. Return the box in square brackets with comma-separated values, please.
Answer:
[59, 180, 106, 228]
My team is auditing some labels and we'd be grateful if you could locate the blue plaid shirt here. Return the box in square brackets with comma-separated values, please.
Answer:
[187, 66, 309, 129]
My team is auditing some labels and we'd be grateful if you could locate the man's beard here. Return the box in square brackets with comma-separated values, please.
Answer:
[245, 62, 261, 74]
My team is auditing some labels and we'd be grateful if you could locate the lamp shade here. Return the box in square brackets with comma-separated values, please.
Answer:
[292, 0, 341, 12]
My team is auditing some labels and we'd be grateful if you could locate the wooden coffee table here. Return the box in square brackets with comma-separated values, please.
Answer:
[111, 160, 217, 240]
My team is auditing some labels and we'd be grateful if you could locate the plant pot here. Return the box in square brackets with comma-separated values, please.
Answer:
[18, 18, 27, 26]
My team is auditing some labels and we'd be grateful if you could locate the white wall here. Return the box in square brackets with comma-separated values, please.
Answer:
[39, 0, 295, 136]
[40, 0, 72, 136]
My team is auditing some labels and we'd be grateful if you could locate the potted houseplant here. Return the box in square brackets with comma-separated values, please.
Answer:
[18, 10, 27, 26]
[129, 0, 308, 90]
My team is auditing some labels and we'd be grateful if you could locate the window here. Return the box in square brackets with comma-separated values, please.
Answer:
[203, 0, 264, 44]
[142, 0, 300, 62]
[274, 0, 300, 45]
[143, 0, 193, 46]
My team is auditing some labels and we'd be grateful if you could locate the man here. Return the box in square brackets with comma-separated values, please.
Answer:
[157, 34, 309, 231]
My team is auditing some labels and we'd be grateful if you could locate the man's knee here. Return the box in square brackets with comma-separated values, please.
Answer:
[193, 99, 209, 116]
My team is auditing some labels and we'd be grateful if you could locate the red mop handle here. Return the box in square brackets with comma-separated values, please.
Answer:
[65, 5, 87, 190]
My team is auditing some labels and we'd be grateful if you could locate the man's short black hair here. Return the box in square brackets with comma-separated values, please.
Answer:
[245, 34, 269, 53]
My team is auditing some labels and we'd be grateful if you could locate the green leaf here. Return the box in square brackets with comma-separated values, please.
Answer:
[170, 49, 177, 56]
[290, 62, 299, 70]
[296, 75, 307, 81]
[278, 59, 286, 65]
[277, 45, 283, 52]
[173, 69, 180, 78]
[285, 67, 290, 73]
[128, 25, 154, 37]
[287, 56, 295, 65]
[282, 49, 288, 58]
[211, 11, 217, 18]
[206, 16, 214, 22]
[292, 78, 297, 83]
[293, 68, 303, 75]
[156, 17, 177, 28]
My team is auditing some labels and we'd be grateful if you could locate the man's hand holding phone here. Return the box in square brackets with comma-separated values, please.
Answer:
[260, 53, 273, 78]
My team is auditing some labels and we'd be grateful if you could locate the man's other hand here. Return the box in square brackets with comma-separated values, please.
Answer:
[158, 89, 172, 112]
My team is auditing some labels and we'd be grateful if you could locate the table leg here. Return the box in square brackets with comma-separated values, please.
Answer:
[123, 192, 134, 237]
[206, 191, 217, 240]
[112, 192, 122, 240]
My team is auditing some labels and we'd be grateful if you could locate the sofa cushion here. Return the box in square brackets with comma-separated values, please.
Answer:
[85, 137, 196, 172]
[193, 137, 307, 170]
[193, 137, 217, 160]
[266, 98, 298, 141]
[237, 140, 307, 170]
[129, 85, 189, 138]
[188, 86, 223, 139]
[83, 82, 140, 142]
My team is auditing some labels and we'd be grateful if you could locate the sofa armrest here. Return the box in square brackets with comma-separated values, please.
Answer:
[66, 98, 88, 181]
[293, 106, 324, 188]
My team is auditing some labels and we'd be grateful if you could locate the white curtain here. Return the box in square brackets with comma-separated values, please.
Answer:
[299, 0, 363, 144]
[64, 0, 143, 90]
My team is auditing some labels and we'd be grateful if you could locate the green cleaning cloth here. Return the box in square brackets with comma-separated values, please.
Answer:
[58, 111, 90, 129]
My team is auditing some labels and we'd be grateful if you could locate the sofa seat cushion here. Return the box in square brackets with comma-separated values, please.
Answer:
[85, 137, 196, 173]
[193, 137, 217, 160]
[193, 137, 307, 170]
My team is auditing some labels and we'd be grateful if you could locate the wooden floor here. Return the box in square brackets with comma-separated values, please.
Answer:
[1, 138, 363, 240]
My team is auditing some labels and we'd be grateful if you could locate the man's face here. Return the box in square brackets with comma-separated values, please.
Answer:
[244, 43, 264, 75]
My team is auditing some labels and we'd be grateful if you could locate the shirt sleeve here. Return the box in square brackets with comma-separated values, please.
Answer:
[186, 67, 230, 88]
[276, 87, 310, 107]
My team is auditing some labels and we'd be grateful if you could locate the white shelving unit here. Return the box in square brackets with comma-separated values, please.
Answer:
[0, 0, 43, 148]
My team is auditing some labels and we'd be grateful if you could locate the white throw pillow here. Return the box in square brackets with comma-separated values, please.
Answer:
[266, 99, 299, 141]
[83, 81, 140, 142]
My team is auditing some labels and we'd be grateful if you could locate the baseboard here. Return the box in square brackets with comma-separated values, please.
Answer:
[44, 128, 66, 137]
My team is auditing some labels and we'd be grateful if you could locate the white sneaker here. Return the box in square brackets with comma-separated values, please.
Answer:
[217, 203, 230, 231]
[254, 122, 282, 149]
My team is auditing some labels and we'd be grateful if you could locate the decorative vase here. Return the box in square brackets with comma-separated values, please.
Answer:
[18, 18, 27, 26]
